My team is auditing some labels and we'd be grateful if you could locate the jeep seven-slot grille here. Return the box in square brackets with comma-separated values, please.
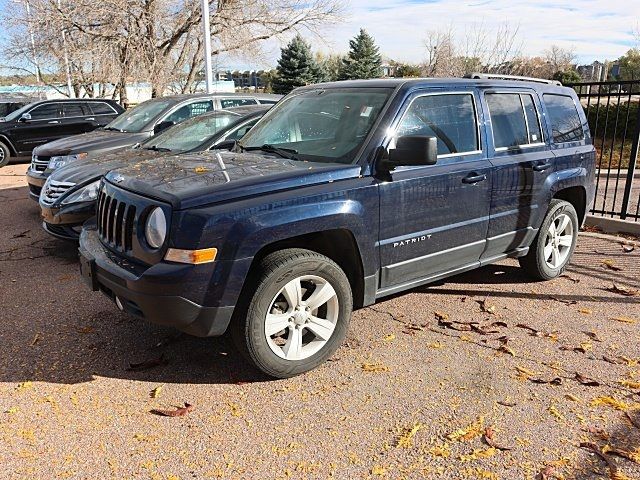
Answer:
[97, 189, 136, 251]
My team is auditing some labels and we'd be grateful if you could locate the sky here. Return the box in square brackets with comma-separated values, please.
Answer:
[0, 0, 638, 74]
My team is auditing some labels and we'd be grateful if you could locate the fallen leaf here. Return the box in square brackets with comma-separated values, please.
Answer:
[127, 354, 167, 372]
[548, 405, 564, 421]
[625, 411, 640, 429]
[497, 400, 517, 407]
[482, 426, 513, 451]
[5, 407, 18, 414]
[560, 274, 580, 283]
[601, 259, 622, 271]
[620, 380, 640, 389]
[530, 377, 563, 386]
[194, 166, 209, 173]
[536, 465, 556, 480]
[427, 443, 451, 457]
[371, 465, 386, 475]
[515, 366, 537, 378]
[16, 381, 33, 392]
[548, 296, 577, 305]
[447, 417, 484, 442]
[476, 299, 497, 314]
[434, 311, 449, 321]
[150, 385, 163, 398]
[591, 396, 629, 411]
[396, 423, 424, 448]
[610, 316, 637, 324]
[459, 447, 498, 461]
[575, 372, 600, 387]
[150, 402, 193, 417]
[490, 321, 508, 327]
[583, 331, 602, 342]
[606, 284, 639, 297]
[565, 394, 580, 402]
[383, 334, 396, 342]
[29, 334, 39, 346]
[580, 442, 620, 479]
[578, 308, 593, 314]
[498, 345, 515, 356]
[361, 362, 389, 373]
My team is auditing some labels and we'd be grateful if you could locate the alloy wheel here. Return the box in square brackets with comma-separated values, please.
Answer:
[543, 212, 574, 269]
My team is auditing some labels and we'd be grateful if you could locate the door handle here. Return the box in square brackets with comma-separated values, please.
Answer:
[48, 120, 60, 124]
[532, 162, 552, 172]
[462, 173, 487, 184]
[86, 117, 95, 121]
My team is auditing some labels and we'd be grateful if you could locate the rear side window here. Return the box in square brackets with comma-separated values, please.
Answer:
[63, 103, 85, 117]
[485, 93, 543, 149]
[543, 94, 585, 143]
[220, 98, 258, 108]
[29, 103, 61, 120]
[89, 102, 117, 115]
[164, 100, 214, 124]
[396, 93, 479, 156]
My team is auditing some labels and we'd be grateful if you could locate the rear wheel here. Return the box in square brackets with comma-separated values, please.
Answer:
[0, 141, 10, 168]
[519, 199, 578, 280]
[232, 248, 352, 378]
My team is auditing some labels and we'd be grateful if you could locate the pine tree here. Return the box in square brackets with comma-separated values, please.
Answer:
[272, 35, 322, 94]
[338, 29, 382, 80]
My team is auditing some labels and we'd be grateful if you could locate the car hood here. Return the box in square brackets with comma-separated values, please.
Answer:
[34, 130, 148, 156]
[49, 149, 166, 186]
[105, 150, 363, 210]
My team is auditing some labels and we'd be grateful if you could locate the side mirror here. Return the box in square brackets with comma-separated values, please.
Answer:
[19, 113, 31, 123]
[153, 120, 175, 134]
[210, 140, 236, 151]
[380, 136, 438, 171]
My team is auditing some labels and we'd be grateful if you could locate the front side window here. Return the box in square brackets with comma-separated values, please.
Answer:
[239, 88, 392, 164]
[142, 111, 239, 153]
[396, 93, 479, 156]
[89, 102, 117, 115]
[29, 103, 60, 120]
[164, 100, 213, 124]
[106, 99, 173, 132]
[223, 119, 259, 142]
[221, 98, 258, 108]
[486, 92, 543, 149]
[63, 103, 85, 117]
[543, 94, 585, 143]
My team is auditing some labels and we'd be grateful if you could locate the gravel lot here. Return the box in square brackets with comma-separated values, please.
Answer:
[1, 164, 639, 480]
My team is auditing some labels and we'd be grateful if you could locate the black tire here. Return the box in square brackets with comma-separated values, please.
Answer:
[519, 199, 579, 280]
[231, 248, 353, 378]
[0, 141, 10, 168]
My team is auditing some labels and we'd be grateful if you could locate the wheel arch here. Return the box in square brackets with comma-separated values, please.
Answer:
[553, 185, 587, 225]
[0, 134, 17, 156]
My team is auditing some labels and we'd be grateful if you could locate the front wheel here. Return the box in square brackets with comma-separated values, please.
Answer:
[519, 199, 579, 280]
[232, 248, 353, 378]
[0, 141, 10, 168]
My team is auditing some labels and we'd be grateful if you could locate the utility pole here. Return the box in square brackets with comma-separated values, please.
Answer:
[201, 0, 214, 93]
[57, 0, 74, 97]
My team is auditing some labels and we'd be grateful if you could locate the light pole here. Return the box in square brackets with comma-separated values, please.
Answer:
[201, 0, 214, 93]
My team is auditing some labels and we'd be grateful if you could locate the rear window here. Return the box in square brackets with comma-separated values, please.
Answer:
[396, 93, 479, 156]
[486, 93, 543, 149]
[220, 98, 258, 108]
[89, 102, 117, 115]
[543, 94, 585, 143]
[63, 103, 85, 117]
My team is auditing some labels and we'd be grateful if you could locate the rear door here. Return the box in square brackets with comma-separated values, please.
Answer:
[480, 89, 553, 260]
[12, 102, 63, 152]
[377, 90, 493, 293]
[60, 102, 93, 136]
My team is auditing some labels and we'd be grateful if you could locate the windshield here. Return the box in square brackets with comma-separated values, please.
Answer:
[140, 111, 240, 153]
[238, 88, 392, 164]
[105, 99, 173, 133]
[4, 103, 34, 121]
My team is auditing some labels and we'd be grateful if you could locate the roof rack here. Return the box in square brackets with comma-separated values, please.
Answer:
[466, 73, 562, 86]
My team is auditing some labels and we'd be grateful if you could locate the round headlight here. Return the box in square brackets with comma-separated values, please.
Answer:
[145, 207, 166, 249]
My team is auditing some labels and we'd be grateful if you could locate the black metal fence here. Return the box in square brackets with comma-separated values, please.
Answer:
[567, 80, 640, 222]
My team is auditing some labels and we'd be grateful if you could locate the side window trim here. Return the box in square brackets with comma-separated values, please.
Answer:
[484, 89, 546, 152]
[391, 90, 483, 160]
[26, 102, 62, 121]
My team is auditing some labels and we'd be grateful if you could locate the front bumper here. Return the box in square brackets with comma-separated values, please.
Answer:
[78, 225, 235, 337]
[26, 170, 46, 201]
[40, 199, 95, 241]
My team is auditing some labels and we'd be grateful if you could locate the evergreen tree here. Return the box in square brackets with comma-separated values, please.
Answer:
[338, 29, 382, 80]
[272, 35, 322, 94]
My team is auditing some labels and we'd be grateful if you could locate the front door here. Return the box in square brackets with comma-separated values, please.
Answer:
[377, 90, 492, 293]
[480, 89, 554, 260]
[12, 102, 63, 153]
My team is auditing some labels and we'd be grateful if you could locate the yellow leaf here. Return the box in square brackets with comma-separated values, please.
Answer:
[447, 417, 484, 442]
[396, 423, 424, 448]
[620, 380, 640, 389]
[565, 394, 580, 402]
[150, 385, 163, 398]
[16, 381, 33, 392]
[578, 308, 593, 314]
[611, 316, 637, 324]
[427, 443, 451, 457]
[361, 362, 389, 373]
[459, 447, 498, 462]
[548, 405, 565, 421]
[228, 402, 244, 417]
[383, 334, 396, 342]
[5, 407, 18, 414]
[427, 342, 444, 349]
[194, 166, 209, 174]
[434, 311, 449, 320]
[591, 396, 629, 411]
[515, 366, 536, 378]
[371, 465, 386, 476]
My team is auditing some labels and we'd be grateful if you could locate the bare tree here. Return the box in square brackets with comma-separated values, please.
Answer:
[544, 44, 576, 75]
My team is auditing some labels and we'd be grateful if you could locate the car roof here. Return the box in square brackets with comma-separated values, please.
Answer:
[144, 92, 281, 103]
[296, 77, 573, 94]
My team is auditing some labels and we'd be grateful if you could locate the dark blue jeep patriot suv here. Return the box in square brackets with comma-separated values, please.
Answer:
[78, 76, 595, 378]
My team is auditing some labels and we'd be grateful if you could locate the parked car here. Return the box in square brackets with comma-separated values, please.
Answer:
[0, 98, 124, 168]
[39, 105, 270, 241]
[78, 76, 596, 378]
[26, 93, 281, 199]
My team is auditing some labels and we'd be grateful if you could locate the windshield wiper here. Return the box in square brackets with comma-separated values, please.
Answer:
[103, 126, 122, 132]
[144, 145, 171, 152]
[243, 144, 299, 160]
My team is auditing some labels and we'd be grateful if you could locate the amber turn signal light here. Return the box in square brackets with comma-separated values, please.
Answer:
[164, 247, 217, 264]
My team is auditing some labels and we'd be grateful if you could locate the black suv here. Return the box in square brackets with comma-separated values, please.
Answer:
[26, 93, 281, 199]
[79, 76, 596, 378]
[0, 99, 123, 167]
